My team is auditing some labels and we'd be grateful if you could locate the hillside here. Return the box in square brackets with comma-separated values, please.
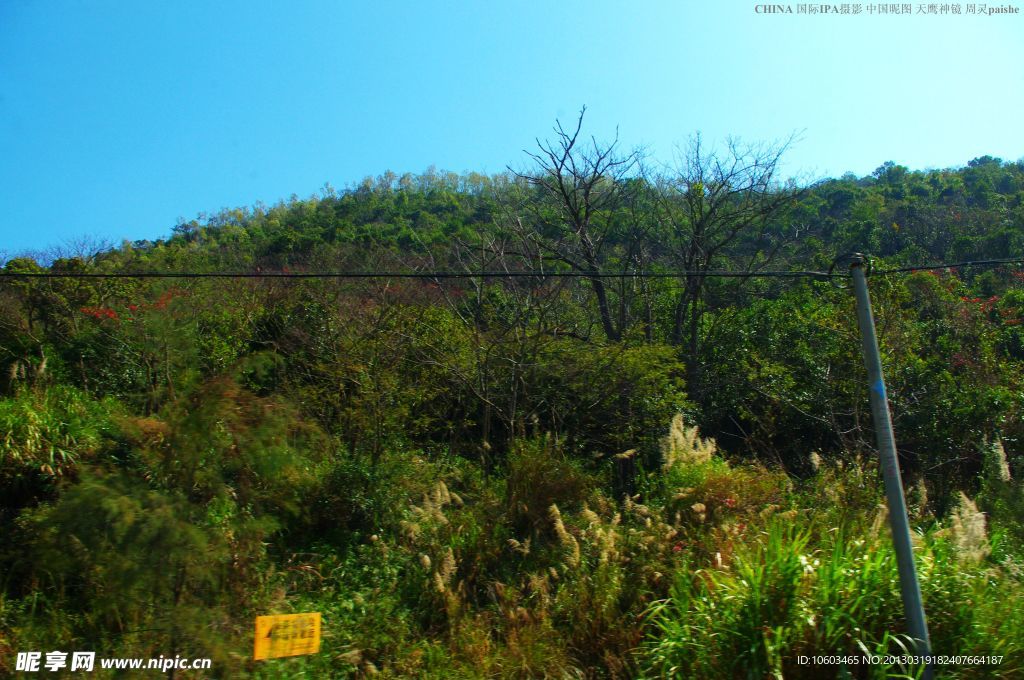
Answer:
[2, 144, 1024, 678]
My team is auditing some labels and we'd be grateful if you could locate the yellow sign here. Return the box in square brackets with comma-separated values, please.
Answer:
[254, 613, 321, 660]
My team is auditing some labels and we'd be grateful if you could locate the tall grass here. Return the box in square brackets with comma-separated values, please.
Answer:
[5, 407, 1024, 678]
[0, 385, 119, 475]
[642, 454, 1024, 680]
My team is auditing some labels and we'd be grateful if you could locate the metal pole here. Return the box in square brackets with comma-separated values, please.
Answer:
[848, 254, 932, 676]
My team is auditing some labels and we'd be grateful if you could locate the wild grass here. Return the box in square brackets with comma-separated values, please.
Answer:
[0, 385, 119, 475]
[642, 445, 1024, 680]
[4, 410, 1024, 678]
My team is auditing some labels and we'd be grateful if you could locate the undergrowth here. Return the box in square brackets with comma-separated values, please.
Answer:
[2, 414, 1023, 678]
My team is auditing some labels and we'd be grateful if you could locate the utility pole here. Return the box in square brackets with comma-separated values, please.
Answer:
[846, 253, 932, 679]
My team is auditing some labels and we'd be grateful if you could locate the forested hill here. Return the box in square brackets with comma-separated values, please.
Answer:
[4, 150, 1022, 467]
[40, 154, 1024, 271]
[2, 143, 1024, 677]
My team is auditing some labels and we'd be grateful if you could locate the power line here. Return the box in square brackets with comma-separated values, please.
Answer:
[0, 258, 1020, 281]
[872, 256, 1024, 275]
[0, 269, 837, 280]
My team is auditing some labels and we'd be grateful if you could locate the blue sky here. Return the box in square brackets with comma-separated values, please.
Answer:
[1, 0, 1022, 255]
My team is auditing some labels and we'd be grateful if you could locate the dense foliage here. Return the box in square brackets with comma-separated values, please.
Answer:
[2, 127, 1023, 677]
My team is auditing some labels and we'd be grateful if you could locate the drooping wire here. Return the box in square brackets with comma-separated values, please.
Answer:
[0, 258, 1020, 281]
[0, 269, 837, 280]
[872, 256, 1024, 275]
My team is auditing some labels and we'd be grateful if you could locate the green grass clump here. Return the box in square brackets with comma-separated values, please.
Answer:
[642, 451, 1024, 680]
[0, 385, 119, 475]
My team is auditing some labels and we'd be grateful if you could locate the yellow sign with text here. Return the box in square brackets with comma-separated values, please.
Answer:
[254, 613, 321, 660]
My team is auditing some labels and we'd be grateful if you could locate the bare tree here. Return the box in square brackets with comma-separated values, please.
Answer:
[511, 108, 643, 341]
[655, 133, 811, 401]
[407, 210, 582, 464]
